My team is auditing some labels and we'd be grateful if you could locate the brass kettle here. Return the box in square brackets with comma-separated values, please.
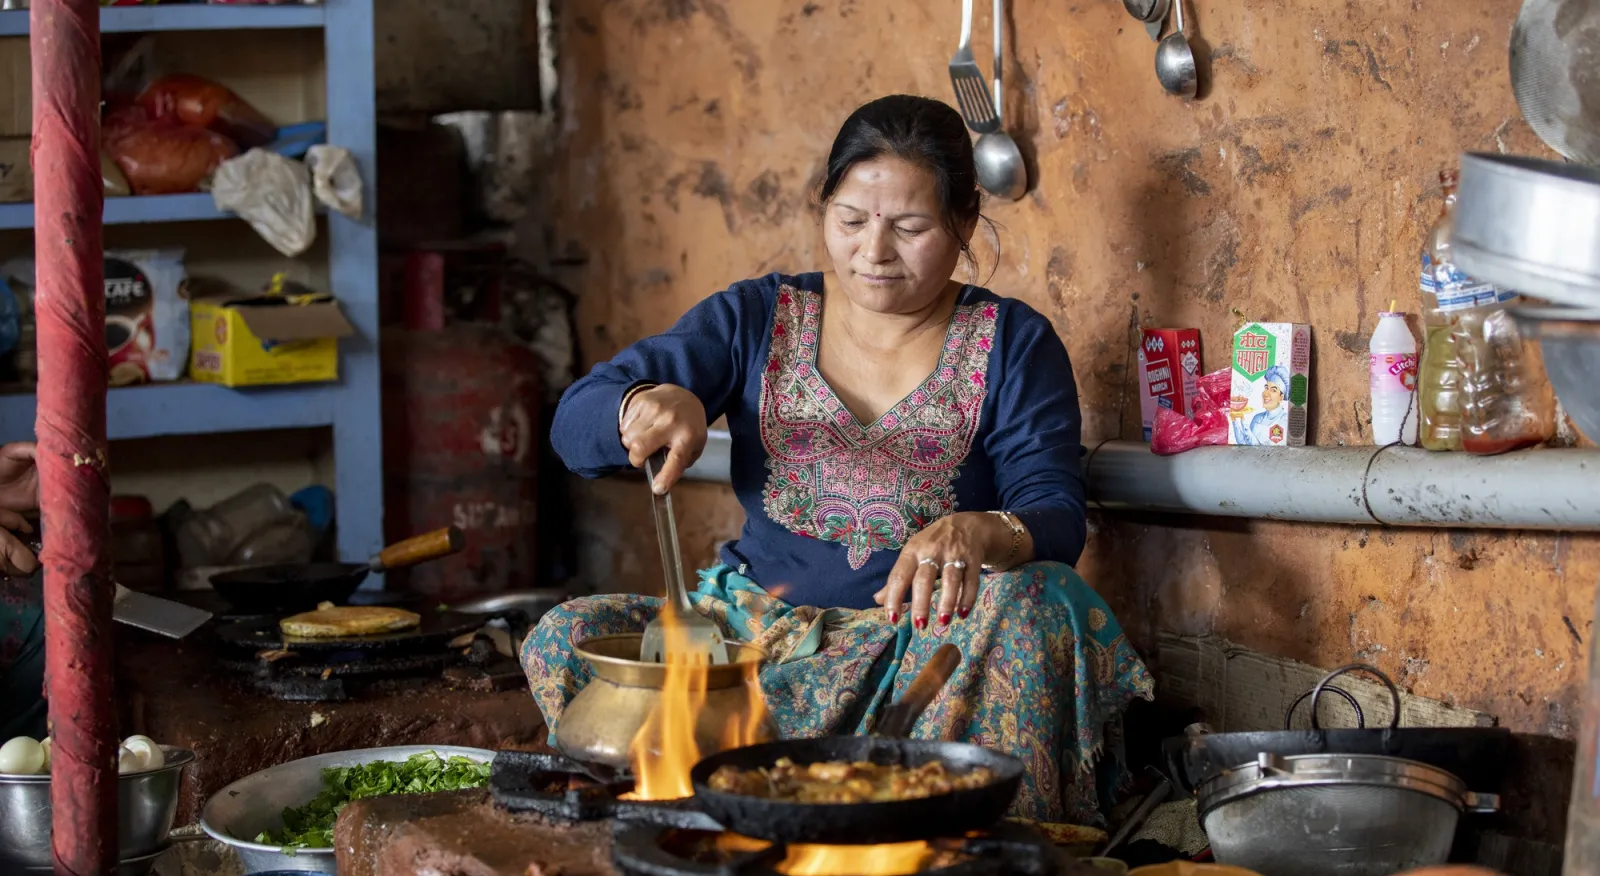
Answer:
[554, 633, 777, 769]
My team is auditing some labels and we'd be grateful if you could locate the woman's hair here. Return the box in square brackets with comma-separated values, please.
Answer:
[818, 94, 992, 274]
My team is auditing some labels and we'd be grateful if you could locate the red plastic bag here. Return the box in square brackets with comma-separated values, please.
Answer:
[1151, 368, 1232, 455]
[136, 74, 276, 149]
[104, 105, 239, 195]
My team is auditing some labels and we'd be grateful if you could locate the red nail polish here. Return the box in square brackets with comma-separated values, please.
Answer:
[938, 613, 951, 626]
[957, 607, 970, 619]
[914, 617, 927, 631]
[889, 611, 899, 623]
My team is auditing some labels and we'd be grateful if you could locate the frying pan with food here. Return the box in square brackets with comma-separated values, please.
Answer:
[208, 526, 465, 613]
[690, 645, 1026, 845]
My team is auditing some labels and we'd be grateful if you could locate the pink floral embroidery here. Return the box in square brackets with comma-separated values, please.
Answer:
[759, 284, 998, 569]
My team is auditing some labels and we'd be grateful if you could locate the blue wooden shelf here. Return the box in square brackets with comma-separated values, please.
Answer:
[0, 193, 240, 230]
[0, 381, 342, 445]
[0, 3, 325, 37]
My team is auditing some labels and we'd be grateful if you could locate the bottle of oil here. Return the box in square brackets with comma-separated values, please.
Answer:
[1416, 169, 1555, 454]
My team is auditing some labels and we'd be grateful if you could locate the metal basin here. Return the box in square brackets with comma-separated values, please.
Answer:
[0, 746, 195, 869]
[1514, 305, 1600, 443]
[199, 745, 494, 874]
[1453, 152, 1600, 309]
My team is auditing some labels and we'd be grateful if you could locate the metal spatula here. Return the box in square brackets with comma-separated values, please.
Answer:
[25, 540, 213, 639]
[638, 451, 728, 665]
[949, 0, 999, 134]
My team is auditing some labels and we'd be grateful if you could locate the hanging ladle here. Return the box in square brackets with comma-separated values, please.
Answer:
[1155, 0, 1198, 97]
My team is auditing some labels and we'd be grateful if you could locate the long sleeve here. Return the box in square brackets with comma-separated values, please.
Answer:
[983, 303, 1089, 566]
[550, 281, 764, 478]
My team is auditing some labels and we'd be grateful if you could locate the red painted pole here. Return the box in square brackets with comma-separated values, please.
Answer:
[30, 0, 115, 872]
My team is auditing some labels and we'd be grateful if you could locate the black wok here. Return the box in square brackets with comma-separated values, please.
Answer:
[1166, 663, 1513, 792]
[208, 526, 464, 614]
[689, 644, 1025, 845]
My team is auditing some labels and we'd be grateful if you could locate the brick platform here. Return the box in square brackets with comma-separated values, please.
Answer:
[335, 789, 615, 876]
[116, 633, 548, 824]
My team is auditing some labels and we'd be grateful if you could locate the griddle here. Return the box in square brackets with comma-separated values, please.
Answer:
[1165, 663, 1513, 792]
[213, 610, 487, 655]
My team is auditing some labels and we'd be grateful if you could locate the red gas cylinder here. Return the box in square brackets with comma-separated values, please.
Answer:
[381, 325, 539, 601]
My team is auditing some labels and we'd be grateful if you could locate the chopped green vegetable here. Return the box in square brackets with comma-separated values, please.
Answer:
[254, 751, 491, 850]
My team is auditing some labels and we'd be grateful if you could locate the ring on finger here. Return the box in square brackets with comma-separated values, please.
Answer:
[943, 560, 968, 570]
[917, 557, 938, 567]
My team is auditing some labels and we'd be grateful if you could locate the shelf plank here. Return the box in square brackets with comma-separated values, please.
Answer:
[0, 381, 341, 445]
[0, 3, 325, 37]
[0, 193, 239, 230]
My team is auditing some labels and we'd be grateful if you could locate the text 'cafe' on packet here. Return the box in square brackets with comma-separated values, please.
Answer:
[1228, 322, 1311, 447]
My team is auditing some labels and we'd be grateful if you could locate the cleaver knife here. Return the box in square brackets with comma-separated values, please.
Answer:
[25, 540, 213, 639]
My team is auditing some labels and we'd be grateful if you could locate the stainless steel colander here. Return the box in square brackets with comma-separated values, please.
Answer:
[1197, 753, 1499, 876]
[1510, 0, 1600, 164]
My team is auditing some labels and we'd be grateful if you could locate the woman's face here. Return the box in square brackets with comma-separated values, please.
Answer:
[1263, 383, 1284, 409]
[823, 156, 972, 315]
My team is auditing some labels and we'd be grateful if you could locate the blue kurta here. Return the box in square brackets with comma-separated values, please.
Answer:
[551, 271, 1087, 610]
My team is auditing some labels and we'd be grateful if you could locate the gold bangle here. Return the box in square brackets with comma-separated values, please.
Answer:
[618, 382, 658, 428]
[983, 510, 1025, 571]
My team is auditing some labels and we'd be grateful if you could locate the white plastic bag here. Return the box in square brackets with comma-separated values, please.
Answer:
[211, 149, 316, 257]
[306, 144, 364, 219]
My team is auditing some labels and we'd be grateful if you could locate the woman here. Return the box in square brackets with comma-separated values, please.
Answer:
[0, 441, 45, 740]
[523, 95, 1152, 824]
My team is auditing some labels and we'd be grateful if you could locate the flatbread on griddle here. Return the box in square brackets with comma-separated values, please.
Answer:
[279, 604, 421, 638]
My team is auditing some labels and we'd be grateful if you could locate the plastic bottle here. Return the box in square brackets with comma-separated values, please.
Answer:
[1416, 168, 1556, 454]
[1369, 308, 1418, 446]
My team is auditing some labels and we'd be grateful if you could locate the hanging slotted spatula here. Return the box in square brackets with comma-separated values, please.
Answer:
[638, 450, 727, 664]
[949, 0, 999, 134]
[25, 540, 214, 639]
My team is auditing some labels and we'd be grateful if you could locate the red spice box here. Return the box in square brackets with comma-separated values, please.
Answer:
[1137, 328, 1203, 441]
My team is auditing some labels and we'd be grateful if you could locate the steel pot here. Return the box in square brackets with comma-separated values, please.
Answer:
[555, 633, 774, 769]
[1198, 752, 1499, 876]
[0, 746, 195, 869]
[200, 745, 493, 874]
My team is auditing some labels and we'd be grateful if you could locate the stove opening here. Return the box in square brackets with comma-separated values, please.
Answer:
[662, 830, 967, 876]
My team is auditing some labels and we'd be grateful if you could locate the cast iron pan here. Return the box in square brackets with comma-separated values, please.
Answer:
[211, 609, 487, 655]
[208, 526, 464, 614]
[1167, 663, 1513, 792]
[689, 645, 1026, 845]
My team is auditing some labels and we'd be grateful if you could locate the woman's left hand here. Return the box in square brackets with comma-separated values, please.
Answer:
[874, 512, 1004, 630]
[0, 442, 38, 514]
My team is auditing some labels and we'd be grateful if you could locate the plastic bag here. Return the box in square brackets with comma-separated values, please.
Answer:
[210, 149, 316, 257]
[1152, 368, 1233, 455]
[305, 144, 363, 218]
[137, 74, 276, 149]
[104, 105, 238, 195]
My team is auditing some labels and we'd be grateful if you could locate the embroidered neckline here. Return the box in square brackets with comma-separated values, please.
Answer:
[759, 280, 1000, 569]
[791, 280, 974, 443]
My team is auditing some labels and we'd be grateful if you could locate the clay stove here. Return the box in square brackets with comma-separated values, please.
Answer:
[490, 751, 1090, 876]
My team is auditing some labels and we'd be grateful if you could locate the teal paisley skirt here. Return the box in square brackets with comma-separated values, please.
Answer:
[521, 561, 1153, 825]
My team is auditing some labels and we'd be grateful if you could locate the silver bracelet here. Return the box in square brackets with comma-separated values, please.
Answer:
[982, 510, 1025, 571]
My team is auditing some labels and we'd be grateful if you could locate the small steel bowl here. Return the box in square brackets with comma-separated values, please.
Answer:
[200, 745, 493, 873]
[0, 746, 195, 869]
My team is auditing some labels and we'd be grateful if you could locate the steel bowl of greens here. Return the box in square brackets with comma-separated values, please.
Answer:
[199, 746, 494, 873]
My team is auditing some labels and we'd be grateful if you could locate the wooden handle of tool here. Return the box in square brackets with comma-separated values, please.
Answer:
[878, 644, 962, 738]
[374, 526, 466, 571]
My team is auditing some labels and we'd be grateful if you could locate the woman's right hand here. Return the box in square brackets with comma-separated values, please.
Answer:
[620, 384, 707, 494]
[0, 509, 39, 577]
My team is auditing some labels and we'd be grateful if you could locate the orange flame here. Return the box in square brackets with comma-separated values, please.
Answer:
[713, 835, 936, 876]
[627, 605, 770, 801]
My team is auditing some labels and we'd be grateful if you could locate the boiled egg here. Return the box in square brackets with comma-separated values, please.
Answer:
[38, 736, 50, 772]
[117, 735, 163, 773]
[0, 736, 45, 775]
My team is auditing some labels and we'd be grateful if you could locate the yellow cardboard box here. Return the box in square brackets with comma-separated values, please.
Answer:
[190, 293, 355, 387]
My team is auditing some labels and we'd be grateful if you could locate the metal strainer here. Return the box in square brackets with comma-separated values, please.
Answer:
[1197, 753, 1500, 876]
[1510, 0, 1600, 164]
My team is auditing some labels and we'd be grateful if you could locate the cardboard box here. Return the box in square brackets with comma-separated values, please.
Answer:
[1228, 322, 1311, 447]
[1138, 328, 1202, 441]
[190, 293, 355, 387]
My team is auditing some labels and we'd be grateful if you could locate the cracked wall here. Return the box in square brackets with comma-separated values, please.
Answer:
[523, 0, 1600, 734]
